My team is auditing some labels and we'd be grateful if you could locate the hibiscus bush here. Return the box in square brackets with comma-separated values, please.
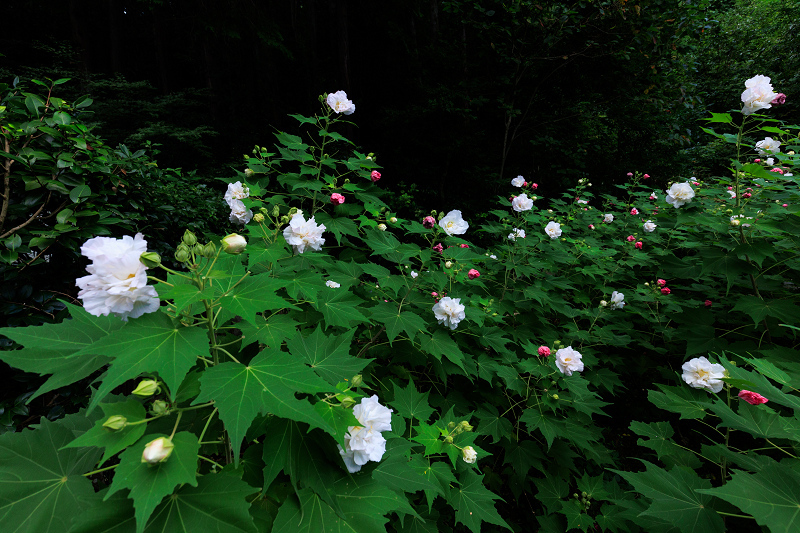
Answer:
[0, 79, 799, 533]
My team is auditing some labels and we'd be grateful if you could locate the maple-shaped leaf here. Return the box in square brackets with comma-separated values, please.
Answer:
[448, 470, 511, 533]
[106, 432, 200, 533]
[389, 378, 435, 423]
[372, 454, 442, 495]
[419, 330, 466, 370]
[275, 268, 324, 303]
[219, 273, 297, 325]
[370, 303, 428, 345]
[519, 408, 563, 449]
[315, 289, 369, 328]
[155, 275, 214, 314]
[194, 345, 332, 464]
[287, 327, 371, 385]
[73, 312, 209, 413]
[411, 422, 444, 456]
[0, 417, 101, 533]
[240, 313, 300, 350]
[64, 398, 148, 465]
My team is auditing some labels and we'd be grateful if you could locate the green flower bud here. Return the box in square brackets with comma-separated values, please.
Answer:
[151, 400, 169, 416]
[390, 217, 398, 223]
[350, 374, 363, 387]
[552, 394, 559, 400]
[174, 248, 190, 263]
[103, 415, 128, 431]
[340, 396, 357, 408]
[460, 421, 474, 432]
[447, 421, 456, 430]
[272, 205, 281, 218]
[221, 234, 247, 255]
[444, 436, 454, 444]
[253, 213, 265, 223]
[142, 437, 174, 465]
[193, 243, 205, 256]
[139, 252, 161, 268]
[132, 379, 160, 397]
[244, 168, 255, 177]
[202, 242, 217, 258]
[182, 230, 198, 246]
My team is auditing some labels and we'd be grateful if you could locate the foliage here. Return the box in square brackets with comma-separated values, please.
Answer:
[0, 85, 799, 532]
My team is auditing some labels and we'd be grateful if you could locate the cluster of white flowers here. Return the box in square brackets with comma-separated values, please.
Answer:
[511, 176, 525, 187]
[327, 90, 356, 115]
[439, 210, 469, 236]
[643, 220, 657, 233]
[681, 356, 725, 393]
[224, 181, 253, 225]
[282, 211, 326, 254]
[608, 291, 625, 310]
[665, 182, 695, 208]
[76, 234, 160, 321]
[544, 221, 562, 239]
[741, 75, 778, 115]
[755, 136, 781, 155]
[512, 194, 534, 212]
[432, 296, 466, 330]
[338, 395, 392, 473]
[508, 228, 526, 241]
[555, 347, 584, 376]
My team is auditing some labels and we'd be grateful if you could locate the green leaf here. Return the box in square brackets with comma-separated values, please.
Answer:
[533, 475, 568, 512]
[519, 408, 562, 449]
[286, 327, 371, 385]
[64, 399, 148, 465]
[732, 295, 800, 327]
[612, 461, 725, 533]
[0, 418, 101, 533]
[315, 289, 369, 328]
[314, 402, 361, 447]
[706, 112, 732, 124]
[69, 184, 91, 203]
[389, 378, 435, 423]
[419, 330, 465, 370]
[240, 312, 300, 350]
[648, 384, 709, 420]
[245, 238, 288, 271]
[707, 400, 793, 440]
[106, 432, 200, 533]
[411, 422, 444, 456]
[696, 462, 800, 533]
[372, 454, 442, 495]
[629, 421, 701, 469]
[370, 304, 428, 345]
[155, 279, 214, 314]
[315, 212, 359, 244]
[699, 247, 756, 294]
[448, 470, 511, 533]
[194, 345, 331, 464]
[75, 312, 209, 413]
[219, 273, 297, 326]
[275, 269, 323, 303]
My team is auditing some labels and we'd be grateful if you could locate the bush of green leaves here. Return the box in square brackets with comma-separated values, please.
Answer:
[0, 79, 798, 533]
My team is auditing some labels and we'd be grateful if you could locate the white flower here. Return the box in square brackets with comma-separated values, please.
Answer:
[462, 446, 477, 464]
[608, 291, 625, 310]
[577, 199, 588, 205]
[741, 75, 778, 115]
[599, 300, 608, 307]
[283, 212, 326, 254]
[228, 199, 253, 225]
[439, 210, 469, 235]
[327, 90, 355, 115]
[512, 194, 534, 212]
[490, 254, 497, 259]
[337, 395, 392, 473]
[728, 190, 737, 199]
[730, 214, 752, 227]
[76, 234, 160, 321]
[410, 271, 418, 279]
[681, 356, 726, 393]
[665, 182, 695, 208]
[766, 157, 775, 165]
[643, 220, 657, 233]
[756, 137, 781, 155]
[544, 221, 562, 239]
[141, 437, 174, 464]
[377, 223, 387, 231]
[224, 181, 249, 207]
[511, 176, 525, 187]
[555, 347, 584, 376]
[603, 214, 614, 223]
[326, 280, 340, 288]
[508, 228, 526, 241]
[432, 296, 466, 330]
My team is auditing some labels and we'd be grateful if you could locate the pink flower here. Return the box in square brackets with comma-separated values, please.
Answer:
[537, 346, 551, 357]
[588, 224, 595, 230]
[739, 390, 769, 405]
[657, 279, 666, 286]
[371, 170, 381, 182]
[635, 241, 643, 250]
[330, 193, 346, 205]
[627, 172, 633, 177]
[630, 208, 639, 215]
[742, 192, 752, 198]
[626, 235, 635, 242]
[661, 287, 671, 295]
[692, 181, 699, 186]
[705, 300, 712, 307]
[431, 292, 438, 297]
[649, 195, 656, 200]
[771, 93, 786, 105]
[771, 168, 784, 174]
[422, 216, 436, 229]
[468, 269, 480, 279]
[433, 243, 443, 253]
[754, 159, 761, 163]
[783, 204, 788, 207]
[460, 244, 470, 248]
[643, 174, 650, 179]
[531, 183, 538, 189]
[727, 186, 733, 190]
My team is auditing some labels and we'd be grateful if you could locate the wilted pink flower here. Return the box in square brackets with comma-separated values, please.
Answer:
[661, 287, 671, 295]
[422, 216, 436, 229]
[626, 235, 635, 242]
[705, 300, 712, 307]
[371, 170, 381, 182]
[692, 181, 700, 185]
[649, 195, 656, 200]
[627, 172, 633, 177]
[739, 390, 769, 405]
[330, 193, 345, 205]
[771, 168, 784, 174]
[433, 243, 443, 253]
[643, 174, 650, 179]
[754, 158, 761, 163]
[742, 192, 752, 198]
[630, 208, 639, 215]
[588, 224, 595, 230]
[460, 244, 469, 248]
[537, 346, 551, 357]
[431, 292, 438, 297]
[657, 279, 666, 286]
[771, 93, 786, 105]
[468, 269, 480, 279]
[530, 183, 538, 189]
[635, 241, 643, 250]
[727, 186, 733, 190]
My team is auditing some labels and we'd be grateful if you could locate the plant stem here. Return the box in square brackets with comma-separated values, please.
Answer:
[198, 408, 218, 444]
[83, 463, 118, 477]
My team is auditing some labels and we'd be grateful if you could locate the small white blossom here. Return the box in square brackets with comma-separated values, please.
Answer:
[228, 199, 253, 225]
[681, 356, 725, 393]
[512, 193, 534, 212]
[327, 90, 356, 115]
[755, 137, 781, 155]
[439, 210, 469, 236]
[643, 220, 657, 233]
[511, 176, 525, 187]
[508, 228, 526, 241]
[608, 291, 625, 310]
[432, 296, 466, 330]
[544, 221, 562, 239]
[142, 437, 174, 464]
[224, 181, 249, 206]
[555, 347, 584, 376]
[603, 214, 614, 223]
[410, 271, 418, 279]
[462, 446, 477, 464]
[489, 254, 497, 259]
[326, 280, 340, 288]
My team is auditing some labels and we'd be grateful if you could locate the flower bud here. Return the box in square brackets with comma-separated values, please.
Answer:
[377, 223, 387, 231]
[151, 400, 169, 416]
[272, 205, 281, 217]
[142, 437, 174, 465]
[389, 217, 397, 223]
[174, 246, 190, 263]
[182, 230, 198, 246]
[244, 168, 255, 177]
[253, 213, 265, 223]
[221, 233, 247, 254]
[447, 421, 456, 429]
[422, 216, 436, 229]
[132, 379, 160, 397]
[730, 219, 740, 226]
[350, 374, 363, 387]
[202, 241, 217, 258]
[599, 300, 608, 307]
[468, 269, 480, 279]
[462, 445, 477, 464]
[552, 394, 559, 400]
[193, 243, 205, 256]
[340, 396, 357, 408]
[459, 421, 474, 432]
[445, 261, 453, 268]
[139, 252, 161, 268]
[444, 435, 454, 444]
[103, 415, 128, 431]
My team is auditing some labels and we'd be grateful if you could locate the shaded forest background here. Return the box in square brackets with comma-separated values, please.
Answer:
[3, 0, 797, 216]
